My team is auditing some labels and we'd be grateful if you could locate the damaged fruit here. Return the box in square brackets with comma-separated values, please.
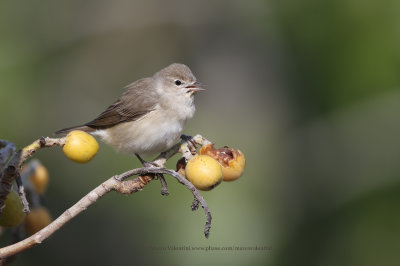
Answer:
[200, 144, 245, 181]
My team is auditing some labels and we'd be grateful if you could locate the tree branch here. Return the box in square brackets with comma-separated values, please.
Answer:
[0, 166, 211, 259]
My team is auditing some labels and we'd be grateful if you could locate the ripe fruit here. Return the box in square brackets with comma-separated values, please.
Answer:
[62, 130, 99, 163]
[0, 191, 26, 227]
[30, 164, 49, 195]
[24, 207, 52, 236]
[200, 144, 246, 181]
[185, 155, 223, 191]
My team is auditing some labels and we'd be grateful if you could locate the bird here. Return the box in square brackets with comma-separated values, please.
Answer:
[55, 63, 204, 162]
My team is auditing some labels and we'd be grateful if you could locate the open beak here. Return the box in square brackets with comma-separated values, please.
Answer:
[186, 81, 205, 93]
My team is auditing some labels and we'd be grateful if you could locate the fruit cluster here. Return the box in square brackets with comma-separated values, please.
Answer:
[0, 161, 52, 235]
[177, 143, 246, 191]
[61, 130, 245, 191]
[0, 130, 96, 235]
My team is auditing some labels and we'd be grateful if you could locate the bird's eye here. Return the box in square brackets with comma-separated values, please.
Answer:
[175, 80, 182, 86]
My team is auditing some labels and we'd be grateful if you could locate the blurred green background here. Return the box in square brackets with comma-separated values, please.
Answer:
[1, 0, 400, 265]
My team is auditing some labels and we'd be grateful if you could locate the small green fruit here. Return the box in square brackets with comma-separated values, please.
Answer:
[0, 191, 26, 227]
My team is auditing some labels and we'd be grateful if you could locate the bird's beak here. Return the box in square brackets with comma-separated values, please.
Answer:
[186, 81, 205, 93]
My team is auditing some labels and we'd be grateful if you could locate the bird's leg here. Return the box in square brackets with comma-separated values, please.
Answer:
[135, 153, 169, 196]
[180, 134, 198, 155]
[135, 153, 156, 168]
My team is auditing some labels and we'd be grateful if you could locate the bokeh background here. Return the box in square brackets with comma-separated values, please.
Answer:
[1, 0, 400, 265]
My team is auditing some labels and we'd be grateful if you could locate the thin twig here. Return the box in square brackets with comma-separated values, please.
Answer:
[20, 160, 42, 209]
[20, 137, 66, 166]
[114, 167, 212, 237]
[157, 168, 212, 238]
[15, 174, 30, 213]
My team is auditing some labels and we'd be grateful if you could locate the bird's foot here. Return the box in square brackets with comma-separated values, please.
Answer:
[180, 134, 197, 155]
[135, 153, 169, 196]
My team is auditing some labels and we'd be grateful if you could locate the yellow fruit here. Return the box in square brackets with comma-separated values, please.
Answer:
[24, 207, 52, 236]
[0, 191, 26, 227]
[30, 164, 49, 195]
[62, 130, 99, 163]
[185, 155, 223, 191]
[200, 144, 246, 181]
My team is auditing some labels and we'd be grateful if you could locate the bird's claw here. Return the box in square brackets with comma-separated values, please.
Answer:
[180, 134, 197, 155]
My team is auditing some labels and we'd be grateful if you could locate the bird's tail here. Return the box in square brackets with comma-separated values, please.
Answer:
[54, 125, 95, 136]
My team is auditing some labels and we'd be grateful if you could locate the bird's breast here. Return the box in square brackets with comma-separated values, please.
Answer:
[95, 108, 191, 156]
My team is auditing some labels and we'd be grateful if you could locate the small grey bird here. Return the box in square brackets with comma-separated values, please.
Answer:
[56, 63, 204, 159]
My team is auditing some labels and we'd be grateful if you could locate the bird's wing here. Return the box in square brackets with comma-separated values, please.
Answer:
[85, 78, 158, 129]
